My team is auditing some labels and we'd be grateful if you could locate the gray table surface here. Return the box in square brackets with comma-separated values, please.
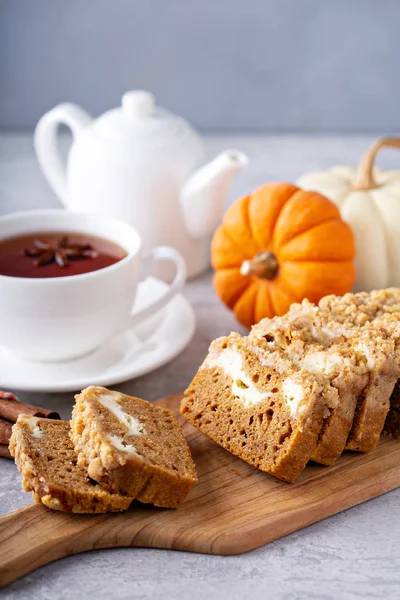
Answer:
[1, 134, 400, 599]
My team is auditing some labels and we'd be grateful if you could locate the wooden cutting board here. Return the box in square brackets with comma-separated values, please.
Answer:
[1, 393, 400, 587]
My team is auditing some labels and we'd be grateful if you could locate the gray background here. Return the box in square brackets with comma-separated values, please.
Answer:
[1, 0, 400, 133]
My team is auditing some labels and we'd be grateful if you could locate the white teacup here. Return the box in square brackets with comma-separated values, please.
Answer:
[0, 210, 186, 362]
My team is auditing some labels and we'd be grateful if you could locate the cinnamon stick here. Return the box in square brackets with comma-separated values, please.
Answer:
[0, 392, 60, 423]
[0, 444, 12, 459]
[0, 418, 12, 445]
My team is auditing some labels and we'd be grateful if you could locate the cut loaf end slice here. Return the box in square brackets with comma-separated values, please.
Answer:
[9, 416, 131, 513]
[181, 333, 337, 483]
[71, 386, 198, 509]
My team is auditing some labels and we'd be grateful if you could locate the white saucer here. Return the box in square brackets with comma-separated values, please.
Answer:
[0, 277, 195, 393]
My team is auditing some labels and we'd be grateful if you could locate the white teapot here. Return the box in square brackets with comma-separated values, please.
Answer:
[34, 91, 248, 278]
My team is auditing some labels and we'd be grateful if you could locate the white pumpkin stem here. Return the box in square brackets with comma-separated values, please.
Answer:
[240, 251, 279, 280]
[353, 136, 400, 190]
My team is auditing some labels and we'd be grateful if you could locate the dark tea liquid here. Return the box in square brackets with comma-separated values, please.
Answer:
[0, 232, 127, 278]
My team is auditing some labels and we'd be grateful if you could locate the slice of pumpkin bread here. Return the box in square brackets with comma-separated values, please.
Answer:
[71, 387, 197, 508]
[318, 289, 400, 438]
[287, 299, 399, 452]
[252, 304, 398, 454]
[181, 333, 338, 483]
[250, 317, 369, 464]
[9, 416, 131, 513]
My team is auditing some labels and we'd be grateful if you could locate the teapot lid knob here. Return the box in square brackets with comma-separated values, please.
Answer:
[122, 91, 155, 118]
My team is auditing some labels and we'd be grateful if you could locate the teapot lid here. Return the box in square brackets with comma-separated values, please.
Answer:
[93, 90, 193, 144]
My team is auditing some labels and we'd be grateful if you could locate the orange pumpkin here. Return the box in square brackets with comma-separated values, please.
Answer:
[211, 183, 356, 328]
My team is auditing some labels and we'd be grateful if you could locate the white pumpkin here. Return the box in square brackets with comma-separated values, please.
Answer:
[297, 137, 400, 292]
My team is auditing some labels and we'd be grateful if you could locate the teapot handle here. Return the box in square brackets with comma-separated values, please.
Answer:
[34, 103, 92, 206]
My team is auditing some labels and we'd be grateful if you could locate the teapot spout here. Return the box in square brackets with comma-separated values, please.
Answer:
[180, 149, 248, 239]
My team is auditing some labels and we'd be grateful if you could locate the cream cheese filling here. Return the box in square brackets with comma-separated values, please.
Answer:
[24, 416, 43, 439]
[204, 344, 309, 418]
[282, 377, 305, 418]
[97, 392, 145, 436]
[204, 347, 272, 408]
[299, 351, 347, 377]
[107, 433, 142, 458]
[96, 391, 145, 455]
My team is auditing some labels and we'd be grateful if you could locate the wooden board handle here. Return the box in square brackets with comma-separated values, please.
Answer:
[0, 504, 113, 587]
[0, 501, 181, 587]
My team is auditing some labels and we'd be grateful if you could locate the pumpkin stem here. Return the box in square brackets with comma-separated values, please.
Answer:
[353, 136, 400, 190]
[240, 251, 279, 280]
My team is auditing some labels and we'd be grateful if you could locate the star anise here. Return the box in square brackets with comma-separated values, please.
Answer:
[23, 236, 98, 268]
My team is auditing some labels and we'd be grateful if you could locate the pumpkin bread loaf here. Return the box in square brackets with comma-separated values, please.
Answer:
[318, 289, 400, 438]
[9, 416, 131, 513]
[71, 387, 197, 508]
[251, 305, 399, 454]
[181, 333, 338, 483]
[251, 319, 368, 462]
[289, 299, 399, 450]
